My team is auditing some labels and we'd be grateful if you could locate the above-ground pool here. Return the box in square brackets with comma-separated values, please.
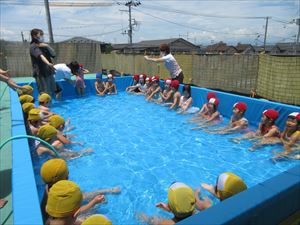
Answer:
[32, 92, 300, 224]
[10, 77, 300, 225]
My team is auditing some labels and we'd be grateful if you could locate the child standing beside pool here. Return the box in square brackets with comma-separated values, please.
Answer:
[75, 64, 89, 97]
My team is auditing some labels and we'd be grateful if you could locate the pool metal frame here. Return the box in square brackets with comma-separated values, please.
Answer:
[10, 76, 300, 224]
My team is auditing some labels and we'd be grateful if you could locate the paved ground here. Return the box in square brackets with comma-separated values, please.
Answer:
[0, 81, 13, 225]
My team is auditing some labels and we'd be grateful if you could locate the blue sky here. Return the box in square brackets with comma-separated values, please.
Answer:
[0, 0, 299, 45]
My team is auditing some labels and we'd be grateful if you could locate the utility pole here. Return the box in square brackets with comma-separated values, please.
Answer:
[263, 16, 269, 51]
[44, 0, 54, 43]
[124, 1, 141, 45]
[296, 18, 300, 44]
[21, 31, 25, 42]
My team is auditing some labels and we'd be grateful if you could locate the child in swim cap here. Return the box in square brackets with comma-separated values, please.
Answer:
[139, 182, 197, 225]
[190, 92, 217, 123]
[146, 75, 162, 102]
[95, 73, 106, 96]
[205, 102, 248, 134]
[169, 80, 181, 110]
[192, 97, 221, 130]
[272, 112, 300, 161]
[199, 172, 247, 209]
[105, 74, 117, 95]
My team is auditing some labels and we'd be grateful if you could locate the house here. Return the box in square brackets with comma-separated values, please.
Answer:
[204, 42, 237, 54]
[59, 37, 112, 53]
[112, 38, 200, 54]
[270, 43, 300, 55]
[236, 43, 255, 54]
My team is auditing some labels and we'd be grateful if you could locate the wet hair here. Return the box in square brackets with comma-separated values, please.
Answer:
[159, 43, 170, 54]
[67, 61, 80, 74]
[182, 84, 191, 98]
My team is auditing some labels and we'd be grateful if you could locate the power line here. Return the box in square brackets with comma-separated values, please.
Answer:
[141, 3, 267, 19]
[133, 8, 259, 36]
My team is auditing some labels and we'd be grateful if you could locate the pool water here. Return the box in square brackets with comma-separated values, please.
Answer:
[34, 93, 300, 224]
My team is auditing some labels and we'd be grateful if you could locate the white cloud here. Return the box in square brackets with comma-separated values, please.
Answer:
[1, 0, 299, 45]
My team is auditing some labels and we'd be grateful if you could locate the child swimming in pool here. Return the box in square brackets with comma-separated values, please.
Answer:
[45, 180, 105, 225]
[144, 77, 153, 97]
[146, 75, 161, 102]
[198, 172, 247, 210]
[177, 84, 199, 114]
[105, 74, 117, 95]
[205, 102, 248, 134]
[126, 74, 139, 93]
[169, 80, 181, 110]
[190, 92, 217, 123]
[191, 97, 221, 130]
[231, 109, 281, 151]
[36, 124, 93, 160]
[160, 78, 173, 104]
[272, 112, 300, 161]
[95, 73, 106, 96]
[40, 159, 121, 223]
[139, 182, 200, 225]
[48, 114, 83, 146]
[27, 108, 47, 135]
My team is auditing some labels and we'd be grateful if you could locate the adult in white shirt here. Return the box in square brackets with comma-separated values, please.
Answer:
[144, 43, 184, 83]
[53, 62, 78, 99]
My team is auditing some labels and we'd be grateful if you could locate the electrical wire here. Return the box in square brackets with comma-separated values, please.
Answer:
[133, 8, 260, 36]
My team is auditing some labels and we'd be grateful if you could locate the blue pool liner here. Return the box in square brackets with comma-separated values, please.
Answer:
[11, 76, 300, 224]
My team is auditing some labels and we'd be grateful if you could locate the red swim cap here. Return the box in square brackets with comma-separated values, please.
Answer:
[288, 112, 300, 121]
[207, 92, 217, 101]
[171, 80, 180, 89]
[233, 102, 247, 112]
[263, 109, 279, 120]
[208, 97, 219, 107]
[133, 74, 139, 81]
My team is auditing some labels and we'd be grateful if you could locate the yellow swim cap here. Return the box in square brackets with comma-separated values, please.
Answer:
[38, 93, 51, 103]
[81, 214, 113, 225]
[40, 159, 69, 185]
[19, 95, 34, 104]
[46, 180, 83, 218]
[216, 172, 247, 200]
[37, 124, 57, 142]
[168, 182, 195, 218]
[28, 108, 42, 121]
[48, 115, 65, 129]
[22, 103, 35, 114]
[17, 85, 33, 95]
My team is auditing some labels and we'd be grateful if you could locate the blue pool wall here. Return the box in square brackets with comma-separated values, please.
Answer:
[9, 89, 43, 225]
[12, 76, 300, 224]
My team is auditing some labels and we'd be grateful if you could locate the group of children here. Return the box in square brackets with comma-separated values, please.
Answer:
[124, 74, 300, 161]
[15, 74, 299, 225]
[125, 74, 199, 113]
[18, 85, 121, 224]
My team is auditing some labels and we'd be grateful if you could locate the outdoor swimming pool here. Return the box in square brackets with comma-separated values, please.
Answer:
[32, 92, 300, 225]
